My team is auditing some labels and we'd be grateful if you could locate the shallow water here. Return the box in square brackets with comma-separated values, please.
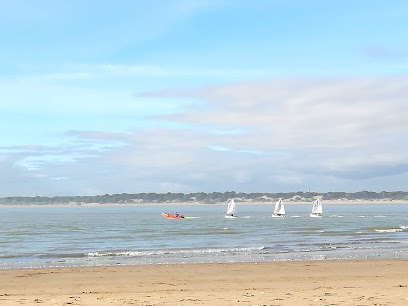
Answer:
[1, 204, 407, 269]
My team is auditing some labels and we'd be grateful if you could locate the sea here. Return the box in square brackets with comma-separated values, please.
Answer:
[1, 204, 408, 269]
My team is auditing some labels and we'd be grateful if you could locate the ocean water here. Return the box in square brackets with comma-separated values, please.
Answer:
[1, 204, 408, 269]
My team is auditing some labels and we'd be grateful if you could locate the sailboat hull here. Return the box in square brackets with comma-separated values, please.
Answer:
[272, 214, 285, 218]
[225, 215, 237, 219]
[309, 213, 322, 218]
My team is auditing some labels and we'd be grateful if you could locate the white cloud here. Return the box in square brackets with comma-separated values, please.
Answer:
[143, 76, 408, 181]
[155, 77, 407, 146]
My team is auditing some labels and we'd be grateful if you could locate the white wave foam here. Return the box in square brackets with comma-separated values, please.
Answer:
[86, 246, 266, 258]
[375, 229, 403, 233]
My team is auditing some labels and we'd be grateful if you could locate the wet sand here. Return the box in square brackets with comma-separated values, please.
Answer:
[1, 259, 408, 305]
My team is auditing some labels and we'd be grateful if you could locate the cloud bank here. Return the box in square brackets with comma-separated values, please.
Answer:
[1, 76, 407, 196]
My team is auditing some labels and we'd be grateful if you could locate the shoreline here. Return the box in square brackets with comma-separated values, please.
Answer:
[1, 199, 407, 208]
[1, 259, 407, 305]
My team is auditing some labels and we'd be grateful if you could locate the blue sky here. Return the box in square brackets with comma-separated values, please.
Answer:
[1, 0, 408, 196]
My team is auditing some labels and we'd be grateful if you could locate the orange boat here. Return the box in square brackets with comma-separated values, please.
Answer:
[162, 212, 184, 219]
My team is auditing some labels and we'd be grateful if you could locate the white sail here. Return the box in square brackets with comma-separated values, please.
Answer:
[272, 199, 285, 217]
[226, 199, 237, 216]
[310, 199, 323, 217]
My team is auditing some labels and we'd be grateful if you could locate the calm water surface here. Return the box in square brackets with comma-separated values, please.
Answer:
[1, 204, 407, 269]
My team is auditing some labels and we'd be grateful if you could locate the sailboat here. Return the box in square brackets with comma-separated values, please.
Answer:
[310, 199, 323, 218]
[225, 199, 237, 218]
[272, 198, 285, 218]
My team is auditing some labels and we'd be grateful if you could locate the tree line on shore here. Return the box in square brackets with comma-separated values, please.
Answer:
[0, 190, 407, 205]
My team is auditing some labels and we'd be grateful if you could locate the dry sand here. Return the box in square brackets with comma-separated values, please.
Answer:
[1, 259, 408, 305]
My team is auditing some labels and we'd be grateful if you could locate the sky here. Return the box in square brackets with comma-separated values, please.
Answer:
[1, 0, 408, 197]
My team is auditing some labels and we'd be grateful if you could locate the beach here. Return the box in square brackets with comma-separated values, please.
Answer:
[1, 259, 408, 305]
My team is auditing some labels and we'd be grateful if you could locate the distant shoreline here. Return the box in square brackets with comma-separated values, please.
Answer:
[2, 191, 407, 207]
[1, 199, 407, 208]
